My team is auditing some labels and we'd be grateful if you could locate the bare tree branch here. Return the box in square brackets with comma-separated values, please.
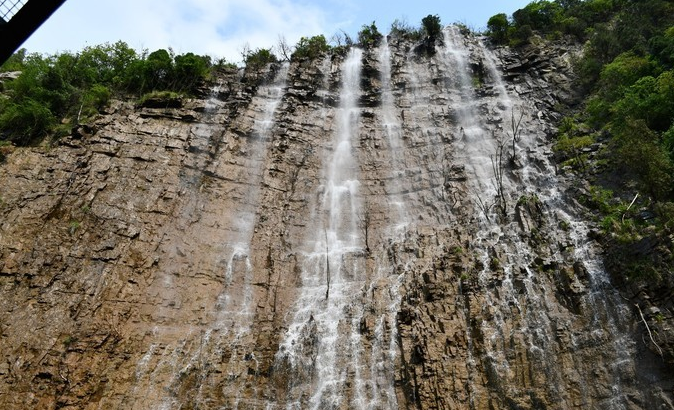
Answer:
[276, 34, 293, 62]
[635, 303, 664, 358]
[359, 206, 371, 254]
[508, 107, 525, 162]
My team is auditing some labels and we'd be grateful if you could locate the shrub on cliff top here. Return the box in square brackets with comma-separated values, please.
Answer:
[389, 18, 422, 41]
[0, 42, 215, 145]
[292, 35, 331, 61]
[243, 47, 278, 70]
[421, 14, 442, 40]
[0, 99, 55, 145]
[357, 22, 384, 47]
[487, 13, 510, 44]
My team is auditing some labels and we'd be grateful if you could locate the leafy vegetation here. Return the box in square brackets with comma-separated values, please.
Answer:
[0, 12, 458, 149]
[389, 18, 422, 41]
[0, 41, 221, 146]
[137, 90, 183, 108]
[292, 35, 331, 60]
[357, 22, 383, 47]
[0, 140, 15, 162]
[487, 13, 510, 44]
[421, 14, 442, 40]
[242, 47, 278, 70]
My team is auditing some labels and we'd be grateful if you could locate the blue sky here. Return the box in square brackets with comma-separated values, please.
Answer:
[21, 0, 532, 64]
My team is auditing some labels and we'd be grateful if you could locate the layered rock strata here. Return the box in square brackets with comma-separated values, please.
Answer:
[0, 29, 672, 409]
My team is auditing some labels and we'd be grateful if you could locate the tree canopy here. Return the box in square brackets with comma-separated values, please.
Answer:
[0, 42, 217, 146]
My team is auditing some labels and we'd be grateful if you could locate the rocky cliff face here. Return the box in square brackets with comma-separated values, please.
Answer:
[0, 28, 672, 409]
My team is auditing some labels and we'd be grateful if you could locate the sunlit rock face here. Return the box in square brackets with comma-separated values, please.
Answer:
[0, 27, 672, 410]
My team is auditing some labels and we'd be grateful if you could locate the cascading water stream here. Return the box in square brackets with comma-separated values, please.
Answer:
[478, 34, 641, 409]
[440, 26, 503, 201]
[444, 26, 588, 404]
[477, 39, 639, 407]
[129, 64, 290, 410]
[379, 36, 409, 229]
[276, 48, 373, 410]
[438, 25, 644, 408]
[194, 62, 291, 409]
[215, 62, 290, 330]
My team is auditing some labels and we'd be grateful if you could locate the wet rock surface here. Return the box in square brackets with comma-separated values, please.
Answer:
[0, 30, 672, 409]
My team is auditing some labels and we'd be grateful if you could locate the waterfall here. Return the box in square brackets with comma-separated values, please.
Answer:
[122, 30, 658, 410]
[439, 26, 501, 202]
[439, 25, 643, 408]
[276, 48, 375, 410]
[196, 62, 290, 408]
[6, 21, 670, 410]
[444, 25, 574, 404]
[480, 38, 639, 408]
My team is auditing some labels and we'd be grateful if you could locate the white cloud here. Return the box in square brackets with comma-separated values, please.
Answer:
[159, 0, 330, 62]
[21, 0, 534, 62]
[23, 0, 333, 64]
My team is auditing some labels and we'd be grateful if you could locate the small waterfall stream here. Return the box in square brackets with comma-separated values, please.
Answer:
[378, 36, 409, 229]
[216, 62, 290, 331]
[130, 64, 290, 410]
[210, 62, 291, 408]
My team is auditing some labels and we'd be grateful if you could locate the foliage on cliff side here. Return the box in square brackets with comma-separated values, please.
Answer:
[0, 42, 218, 146]
[489, 0, 674, 283]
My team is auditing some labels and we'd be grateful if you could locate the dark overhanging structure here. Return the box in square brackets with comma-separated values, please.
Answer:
[0, 0, 67, 66]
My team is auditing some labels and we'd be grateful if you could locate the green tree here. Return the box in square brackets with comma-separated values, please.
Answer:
[0, 99, 55, 145]
[119, 58, 148, 93]
[487, 13, 510, 44]
[612, 118, 673, 199]
[173, 52, 210, 92]
[650, 26, 674, 68]
[614, 71, 674, 132]
[510, 24, 534, 46]
[82, 84, 111, 112]
[0, 41, 213, 146]
[0, 48, 26, 72]
[292, 35, 330, 60]
[390, 18, 421, 40]
[512, 1, 562, 31]
[72, 42, 139, 88]
[144, 49, 174, 90]
[663, 124, 674, 162]
[421, 14, 442, 40]
[597, 51, 661, 102]
[243, 47, 277, 70]
[357, 21, 383, 47]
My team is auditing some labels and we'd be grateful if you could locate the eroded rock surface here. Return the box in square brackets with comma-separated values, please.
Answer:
[0, 29, 672, 409]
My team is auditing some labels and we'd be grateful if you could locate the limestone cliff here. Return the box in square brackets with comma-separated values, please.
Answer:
[0, 28, 672, 409]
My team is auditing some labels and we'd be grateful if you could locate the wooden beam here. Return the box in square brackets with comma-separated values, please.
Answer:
[0, 0, 67, 65]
